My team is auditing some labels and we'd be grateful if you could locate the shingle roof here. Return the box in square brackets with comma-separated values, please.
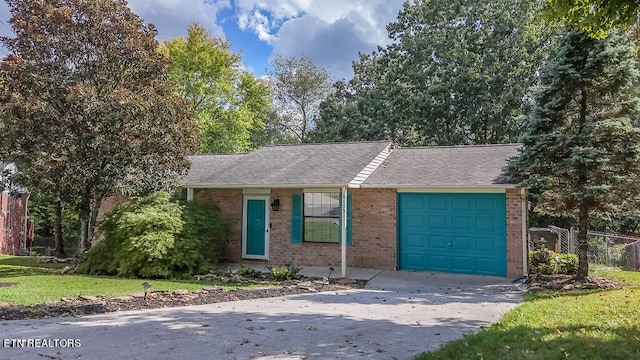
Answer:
[182, 141, 392, 187]
[361, 144, 520, 187]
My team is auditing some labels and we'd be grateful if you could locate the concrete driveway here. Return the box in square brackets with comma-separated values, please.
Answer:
[0, 270, 524, 360]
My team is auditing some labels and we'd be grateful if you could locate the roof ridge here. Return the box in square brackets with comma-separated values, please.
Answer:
[260, 140, 392, 148]
[396, 143, 521, 150]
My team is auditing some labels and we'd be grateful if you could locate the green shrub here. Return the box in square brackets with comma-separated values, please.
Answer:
[170, 201, 229, 276]
[529, 249, 578, 275]
[82, 192, 229, 279]
[237, 264, 262, 279]
[268, 263, 301, 281]
[82, 192, 183, 278]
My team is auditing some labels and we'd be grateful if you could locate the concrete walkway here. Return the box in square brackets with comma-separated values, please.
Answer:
[0, 270, 524, 360]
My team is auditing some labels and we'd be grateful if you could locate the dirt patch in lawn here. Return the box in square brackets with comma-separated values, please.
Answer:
[0, 277, 366, 321]
[0, 282, 19, 288]
[526, 274, 623, 291]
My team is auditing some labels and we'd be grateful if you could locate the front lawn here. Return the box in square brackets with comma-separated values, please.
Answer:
[415, 266, 640, 360]
[0, 255, 254, 306]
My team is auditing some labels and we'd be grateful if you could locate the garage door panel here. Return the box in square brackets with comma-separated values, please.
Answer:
[451, 215, 471, 231]
[476, 235, 505, 250]
[452, 235, 472, 250]
[476, 258, 500, 275]
[403, 214, 424, 229]
[427, 234, 449, 248]
[451, 196, 472, 211]
[426, 254, 448, 272]
[451, 256, 476, 273]
[405, 234, 425, 249]
[427, 195, 447, 211]
[403, 196, 424, 210]
[402, 253, 425, 270]
[398, 193, 507, 277]
[428, 215, 448, 229]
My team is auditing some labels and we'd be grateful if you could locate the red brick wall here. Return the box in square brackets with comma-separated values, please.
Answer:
[350, 188, 397, 268]
[0, 192, 27, 255]
[193, 187, 527, 277]
[193, 188, 243, 262]
[193, 188, 398, 269]
[506, 188, 527, 278]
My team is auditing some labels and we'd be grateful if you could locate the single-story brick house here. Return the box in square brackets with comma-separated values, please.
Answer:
[181, 141, 528, 278]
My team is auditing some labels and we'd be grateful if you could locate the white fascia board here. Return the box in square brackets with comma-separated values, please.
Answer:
[184, 183, 348, 189]
[348, 143, 394, 188]
[359, 184, 518, 191]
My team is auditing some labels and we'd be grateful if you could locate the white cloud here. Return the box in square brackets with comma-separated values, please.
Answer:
[238, 9, 276, 42]
[127, 0, 230, 42]
[234, 0, 404, 79]
[232, 0, 405, 79]
[0, 0, 405, 79]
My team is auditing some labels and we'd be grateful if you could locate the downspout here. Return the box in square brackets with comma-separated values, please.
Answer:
[521, 188, 528, 276]
[186, 188, 194, 202]
[341, 186, 347, 278]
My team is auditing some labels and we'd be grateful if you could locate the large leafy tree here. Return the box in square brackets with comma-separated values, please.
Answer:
[268, 54, 331, 143]
[314, 0, 552, 146]
[0, 0, 200, 255]
[544, 0, 640, 38]
[508, 30, 640, 279]
[160, 23, 271, 153]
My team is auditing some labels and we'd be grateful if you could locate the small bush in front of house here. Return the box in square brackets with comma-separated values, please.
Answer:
[268, 263, 301, 281]
[82, 192, 183, 278]
[237, 264, 262, 279]
[82, 191, 229, 279]
[170, 200, 229, 277]
[529, 249, 578, 275]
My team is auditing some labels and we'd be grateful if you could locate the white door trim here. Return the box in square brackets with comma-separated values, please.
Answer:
[242, 194, 270, 260]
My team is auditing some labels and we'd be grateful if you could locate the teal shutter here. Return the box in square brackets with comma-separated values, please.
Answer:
[291, 193, 303, 243]
[339, 193, 352, 246]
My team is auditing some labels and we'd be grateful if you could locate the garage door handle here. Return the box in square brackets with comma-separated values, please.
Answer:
[447, 243, 452, 246]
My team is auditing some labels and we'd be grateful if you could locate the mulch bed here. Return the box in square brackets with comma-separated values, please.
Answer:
[526, 274, 623, 291]
[0, 273, 627, 321]
[0, 278, 367, 321]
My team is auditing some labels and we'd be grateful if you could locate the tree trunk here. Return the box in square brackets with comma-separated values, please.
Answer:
[78, 192, 103, 258]
[78, 192, 91, 257]
[576, 85, 589, 280]
[576, 203, 590, 279]
[53, 195, 66, 258]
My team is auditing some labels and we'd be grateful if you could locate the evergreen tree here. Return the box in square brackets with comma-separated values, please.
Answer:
[508, 30, 640, 279]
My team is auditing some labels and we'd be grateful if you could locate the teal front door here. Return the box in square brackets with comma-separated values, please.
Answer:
[243, 196, 269, 259]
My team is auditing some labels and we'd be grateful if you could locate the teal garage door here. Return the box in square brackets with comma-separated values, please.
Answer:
[398, 193, 507, 276]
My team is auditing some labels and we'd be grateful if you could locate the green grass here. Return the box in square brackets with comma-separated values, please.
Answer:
[0, 255, 258, 305]
[415, 267, 640, 360]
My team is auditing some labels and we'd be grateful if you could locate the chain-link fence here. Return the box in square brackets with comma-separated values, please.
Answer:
[586, 231, 640, 269]
[530, 227, 640, 270]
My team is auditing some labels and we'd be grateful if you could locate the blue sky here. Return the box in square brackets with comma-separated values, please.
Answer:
[0, 0, 406, 80]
